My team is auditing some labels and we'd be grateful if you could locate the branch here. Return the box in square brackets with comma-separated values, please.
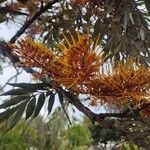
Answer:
[61, 90, 150, 127]
[62, 90, 122, 126]
[9, 0, 59, 43]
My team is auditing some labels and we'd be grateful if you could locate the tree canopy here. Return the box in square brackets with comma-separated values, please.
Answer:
[0, 0, 150, 149]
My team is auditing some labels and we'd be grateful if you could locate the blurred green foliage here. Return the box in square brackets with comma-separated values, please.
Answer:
[0, 108, 149, 150]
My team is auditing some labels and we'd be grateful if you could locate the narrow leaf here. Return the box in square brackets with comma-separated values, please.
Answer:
[26, 97, 36, 120]
[0, 95, 29, 109]
[0, 107, 17, 123]
[141, 56, 150, 64]
[57, 90, 64, 106]
[123, 10, 129, 31]
[8, 82, 51, 90]
[129, 13, 134, 25]
[104, 42, 122, 61]
[140, 28, 145, 41]
[57, 90, 71, 124]
[47, 92, 55, 115]
[144, 0, 150, 14]
[8, 101, 27, 129]
[1, 88, 31, 96]
[33, 93, 45, 118]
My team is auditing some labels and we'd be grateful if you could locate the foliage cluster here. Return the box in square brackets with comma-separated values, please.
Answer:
[0, 109, 147, 150]
[0, 0, 150, 149]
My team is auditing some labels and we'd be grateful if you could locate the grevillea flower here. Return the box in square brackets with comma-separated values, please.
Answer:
[13, 32, 102, 91]
[56, 32, 101, 91]
[87, 59, 150, 107]
[13, 33, 150, 110]
[13, 37, 59, 80]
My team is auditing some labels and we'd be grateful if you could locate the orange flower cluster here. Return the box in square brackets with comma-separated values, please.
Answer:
[13, 37, 58, 80]
[56, 32, 101, 91]
[87, 60, 150, 107]
[13, 32, 150, 109]
[13, 32, 101, 91]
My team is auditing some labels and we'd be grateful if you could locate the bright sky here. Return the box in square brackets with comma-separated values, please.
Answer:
[0, 22, 31, 91]
[0, 22, 19, 41]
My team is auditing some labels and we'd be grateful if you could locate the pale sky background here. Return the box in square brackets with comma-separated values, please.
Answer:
[0, 22, 31, 91]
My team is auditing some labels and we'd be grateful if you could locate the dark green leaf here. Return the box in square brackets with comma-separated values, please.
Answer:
[0, 107, 17, 123]
[144, 0, 150, 14]
[129, 13, 134, 25]
[47, 92, 55, 115]
[83, 11, 91, 22]
[102, 36, 114, 56]
[141, 56, 150, 66]
[123, 10, 129, 32]
[93, 19, 101, 38]
[8, 83, 51, 90]
[1, 88, 31, 96]
[104, 42, 122, 61]
[46, 91, 52, 97]
[33, 93, 45, 118]
[8, 101, 27, 129]
[61, 90, 73, 102]
[26, 97, 36, 120]
[57, 90, 64, 107]
[43, 32, 50, 43]
[0, 95, 29, 109]
[140, 28, 145, 41]
[57, 90, 71, 124]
